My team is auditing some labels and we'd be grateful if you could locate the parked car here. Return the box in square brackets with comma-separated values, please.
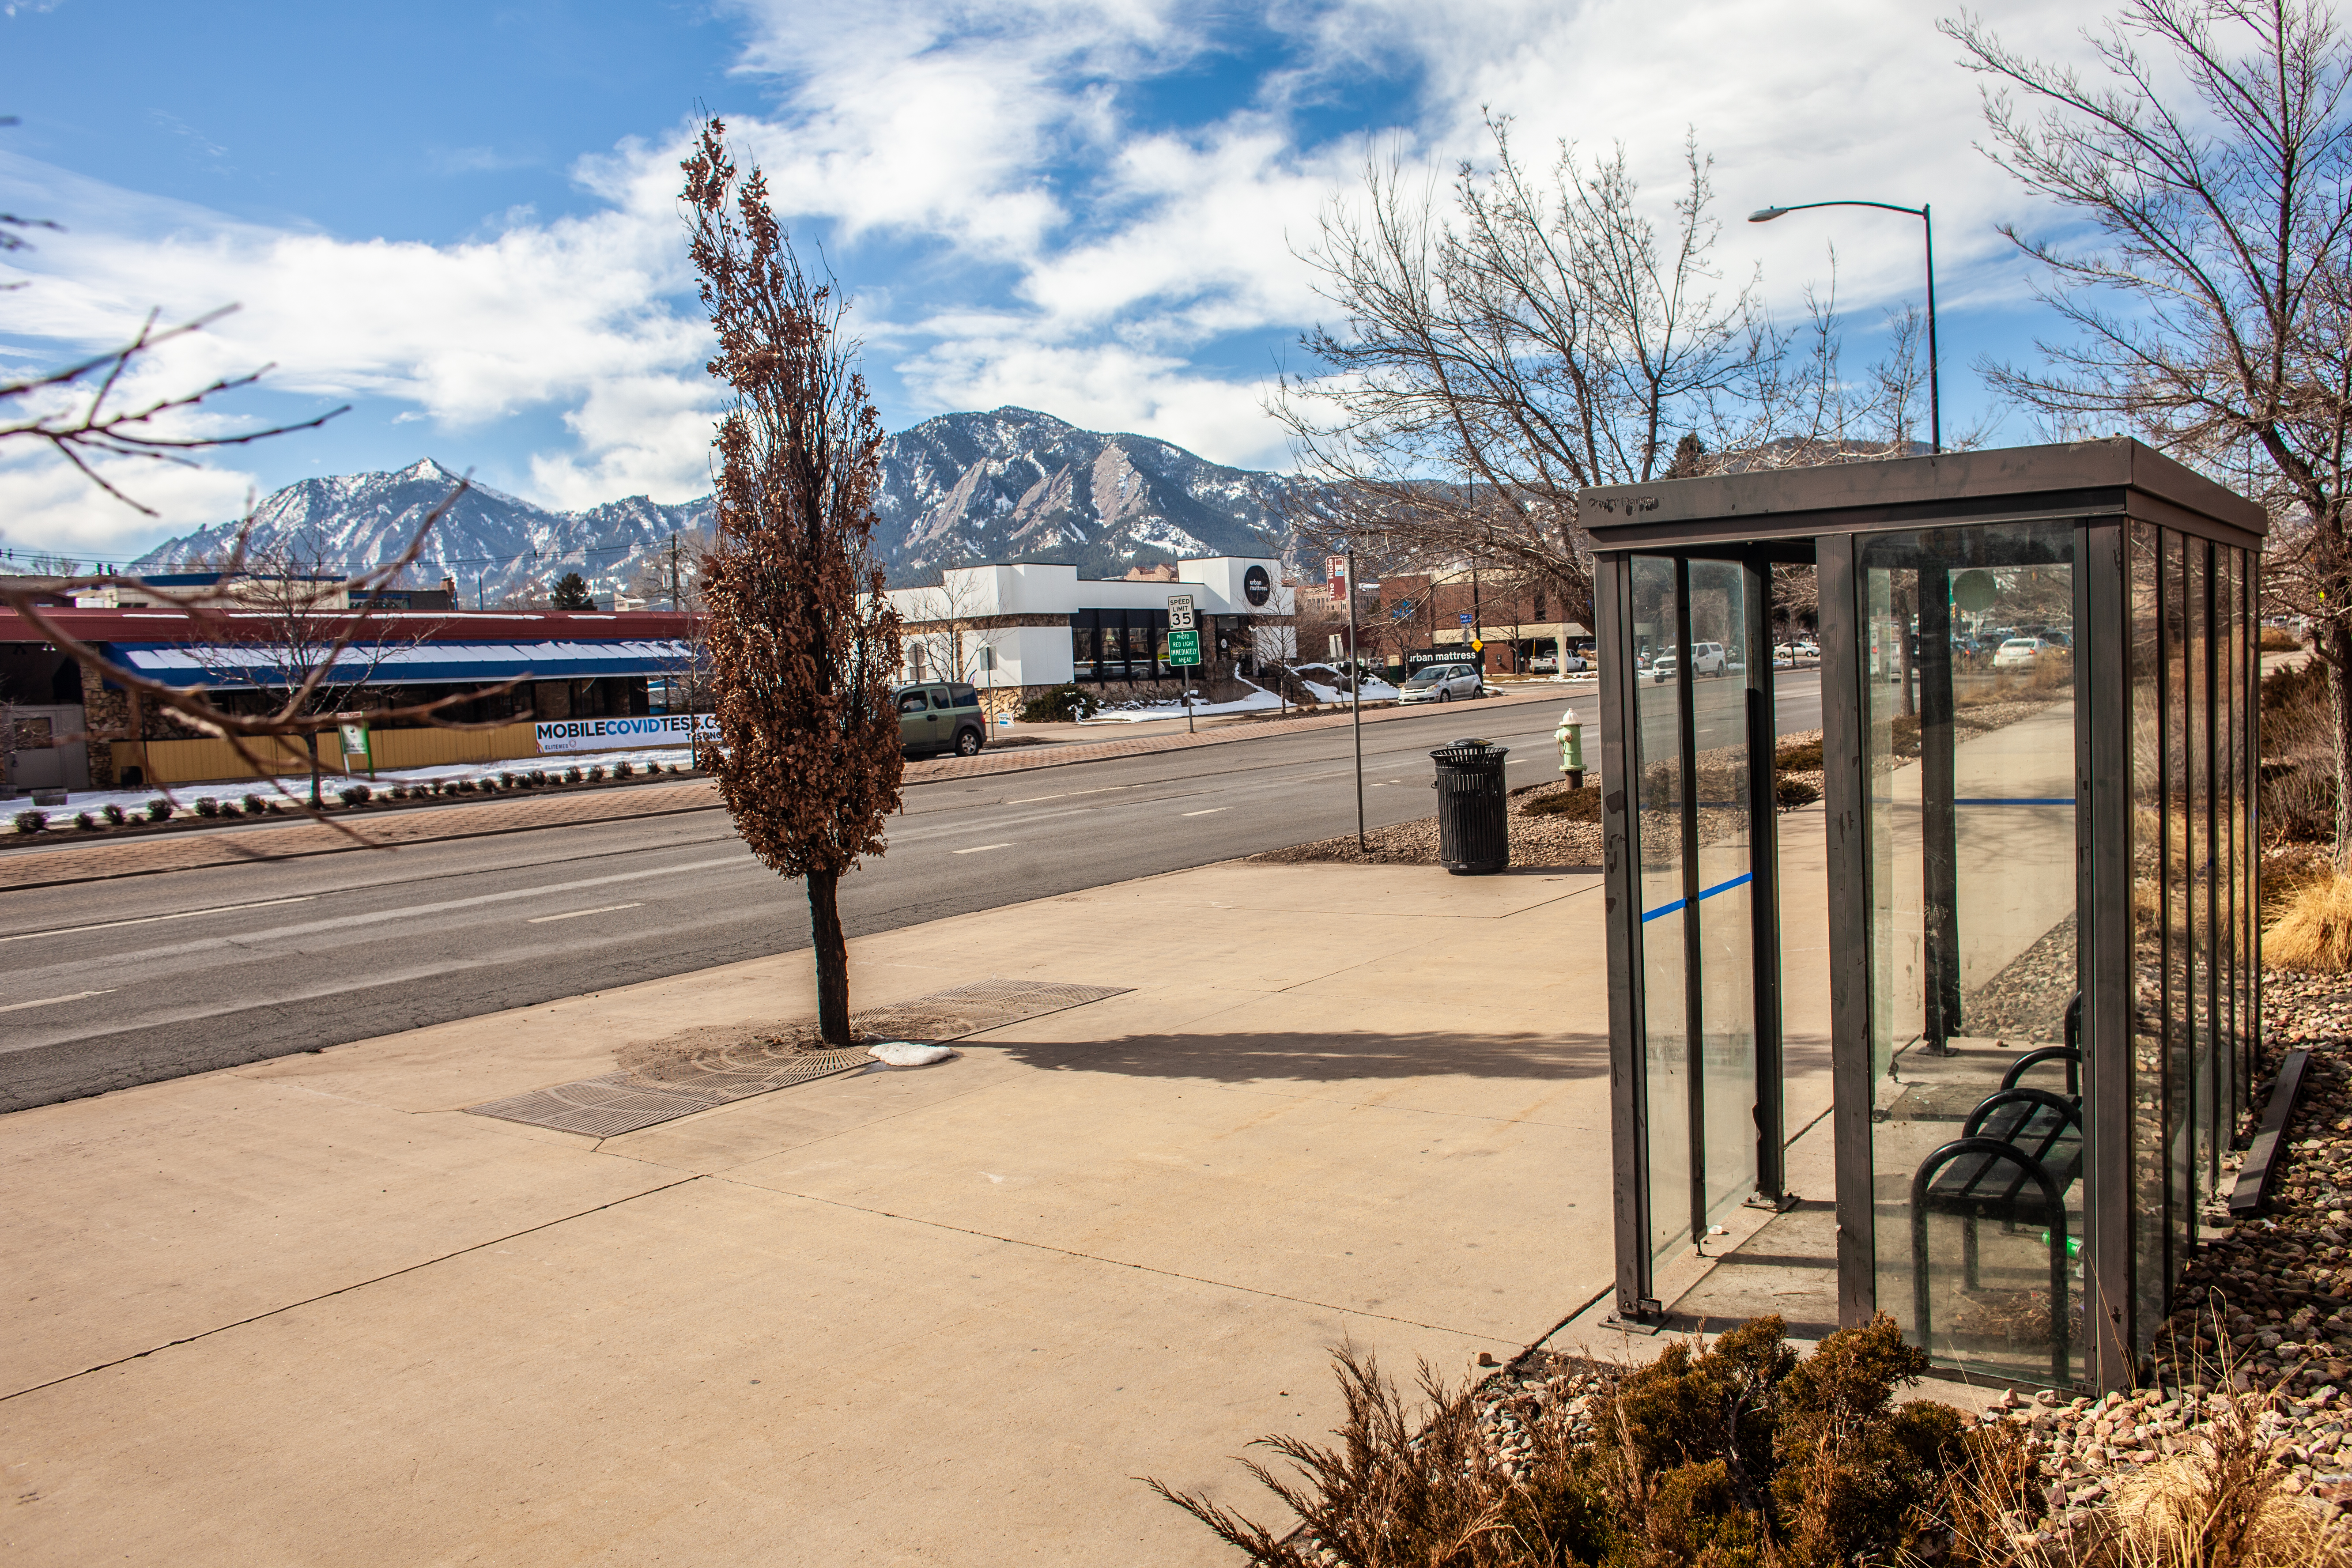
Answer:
[1794, 640, 1819, 658]
[1992, 636, 2049, 670]
[1398, 663, 1484, 703]
[1528, 654, 1557, 673]
[1652, 641, 1729, 683]
[1563, 650, 1589, 672]
[895, 681, 989, 756]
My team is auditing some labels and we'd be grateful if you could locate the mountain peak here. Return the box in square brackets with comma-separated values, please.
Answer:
[133, 411, 1303, 594]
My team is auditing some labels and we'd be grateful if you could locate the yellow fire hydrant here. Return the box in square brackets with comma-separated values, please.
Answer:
[1554, 709, 1586, 790]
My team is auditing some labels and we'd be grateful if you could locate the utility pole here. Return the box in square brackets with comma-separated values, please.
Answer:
[668, 534, 682, 611]
[1348, 546, 1365, 852]
[1471, 563, 1483, 687]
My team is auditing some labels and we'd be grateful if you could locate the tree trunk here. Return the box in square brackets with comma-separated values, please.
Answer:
[306, 730, 322, 807]
[807, 868, 852, 1045]
[2330, 619, 2352, 875]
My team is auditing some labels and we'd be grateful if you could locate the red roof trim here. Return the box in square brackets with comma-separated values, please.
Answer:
[0, 607, 702, 644]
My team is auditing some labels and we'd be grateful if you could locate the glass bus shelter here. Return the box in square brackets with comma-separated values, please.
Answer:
[1587, 440, 2264, 1390]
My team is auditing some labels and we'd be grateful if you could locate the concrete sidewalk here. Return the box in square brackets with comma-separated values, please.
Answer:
[0, 858, 1609, 1566]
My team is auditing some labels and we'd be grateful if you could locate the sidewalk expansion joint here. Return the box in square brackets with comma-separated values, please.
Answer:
[0, 1172, 706, 1406]
[746, 1180, 1514, 1345]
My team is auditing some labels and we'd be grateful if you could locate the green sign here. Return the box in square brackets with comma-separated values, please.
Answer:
[1168, 627, 1202, 666]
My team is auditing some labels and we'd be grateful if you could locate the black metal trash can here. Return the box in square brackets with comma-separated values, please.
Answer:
[1430, 738, 1510, 874]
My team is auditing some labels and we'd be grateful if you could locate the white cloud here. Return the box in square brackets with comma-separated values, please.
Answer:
[0, 444, 260, 560]
[1, 0, 2139, 563]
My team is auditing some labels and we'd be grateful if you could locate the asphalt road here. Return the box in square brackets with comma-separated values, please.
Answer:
[0, 673, 1823, 1111]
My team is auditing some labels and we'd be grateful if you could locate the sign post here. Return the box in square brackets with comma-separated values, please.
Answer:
[1167, 594, 1201, 733]
[338, 721, 374, 780]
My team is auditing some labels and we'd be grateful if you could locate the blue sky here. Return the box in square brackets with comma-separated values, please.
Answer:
[2, 0, 2107, 562]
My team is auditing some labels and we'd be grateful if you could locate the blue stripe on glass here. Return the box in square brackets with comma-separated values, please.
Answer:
[1641, 870, 1753, 923]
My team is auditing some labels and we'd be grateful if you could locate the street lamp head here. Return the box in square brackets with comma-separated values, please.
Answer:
[1748, 206, 1787, 223]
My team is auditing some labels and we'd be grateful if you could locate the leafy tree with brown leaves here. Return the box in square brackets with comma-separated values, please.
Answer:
[683, 118, 903, 1046]
[1947, 0, 2352, 866]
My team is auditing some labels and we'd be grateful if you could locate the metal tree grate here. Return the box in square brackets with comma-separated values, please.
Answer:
[463, 977, 1129, 1137]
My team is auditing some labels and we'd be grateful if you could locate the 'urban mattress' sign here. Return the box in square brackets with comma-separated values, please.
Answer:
[534, 715, 717, 754]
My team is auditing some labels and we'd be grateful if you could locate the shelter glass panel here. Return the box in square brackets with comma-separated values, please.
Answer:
[1690, 559, 1757, 1227]
[2130, 522, 2168, 1364]
[2164, 533, 2193, 1304]
[1861, 521, 2081, 1386]
[2182, 545, 2201, 1232]
[1631, 556, 1692, 1263]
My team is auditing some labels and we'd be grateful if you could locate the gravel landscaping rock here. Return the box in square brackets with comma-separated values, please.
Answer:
[1250, 775, 1606, 869]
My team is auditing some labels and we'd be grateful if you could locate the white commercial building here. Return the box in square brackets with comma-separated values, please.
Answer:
[884, 555, 1295, 714]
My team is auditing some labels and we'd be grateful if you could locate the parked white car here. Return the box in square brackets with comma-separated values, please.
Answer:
[1993, 636, 2049, 669]
[1399, 663, 1484, 703]
[1652, 641, 1729, 683]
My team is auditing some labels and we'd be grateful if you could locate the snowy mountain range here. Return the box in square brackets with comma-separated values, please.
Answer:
[126, 408, 1308, 601]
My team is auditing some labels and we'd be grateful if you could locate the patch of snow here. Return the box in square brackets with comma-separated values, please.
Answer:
[869, 1041, 957, 1067]
[6, 747, 704, 831]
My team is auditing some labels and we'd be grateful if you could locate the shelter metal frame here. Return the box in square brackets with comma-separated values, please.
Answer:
[1587, 441, 2264, 1391]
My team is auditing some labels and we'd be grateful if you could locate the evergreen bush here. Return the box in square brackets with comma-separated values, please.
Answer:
[195, 797, 221, 817]
[12, 809, 44, 833]
[102, 802, 127, 825]
[1018, 684, 1099, 723]
[74, 809, 100, 830]
[145, 800, 171, 822]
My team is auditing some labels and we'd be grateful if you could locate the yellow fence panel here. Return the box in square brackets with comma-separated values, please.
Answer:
[113, 721, 551, 787]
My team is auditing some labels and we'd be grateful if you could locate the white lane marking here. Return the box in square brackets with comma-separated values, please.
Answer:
[1180, 808, 1228, 817]
[527, 902, 643, 924]
[1003, 783, 1146, 805]
[3, 895, 317, 945]
[952, 843, 1012, 854]
[0, 989, 115, 1014]
[32, 855, 752, 971]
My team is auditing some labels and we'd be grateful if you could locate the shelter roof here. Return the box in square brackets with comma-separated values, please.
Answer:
[1579, 438, 2265, 554]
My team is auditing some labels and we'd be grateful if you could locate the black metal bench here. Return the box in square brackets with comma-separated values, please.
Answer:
[1907, 992, 2084, 1383]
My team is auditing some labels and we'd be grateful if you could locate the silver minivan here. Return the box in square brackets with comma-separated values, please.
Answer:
[1398, 663, 1483, 703]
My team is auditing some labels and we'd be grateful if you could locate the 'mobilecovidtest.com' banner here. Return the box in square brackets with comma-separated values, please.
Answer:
[533, 715, 718, 755]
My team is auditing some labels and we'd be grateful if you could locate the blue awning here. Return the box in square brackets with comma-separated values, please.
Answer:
[108, 638, 695, 689]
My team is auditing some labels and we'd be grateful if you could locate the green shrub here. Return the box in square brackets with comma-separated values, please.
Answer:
[1153, 1315, 2010, 1568]
[194, 796, 221, 818]
[74, 809, 101, 831]
[144, 800, 171, 822]
[242, 794, 267, 816]
[12, 809, 45, 833]
[337, 783, 372, 805]
[102, 802, 127, 825]
[1019, 683, 1099, 723]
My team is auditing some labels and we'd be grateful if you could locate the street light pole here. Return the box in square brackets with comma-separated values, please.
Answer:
[1749, 199, 1940, 454]
[1347, 545, 1365, 852]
